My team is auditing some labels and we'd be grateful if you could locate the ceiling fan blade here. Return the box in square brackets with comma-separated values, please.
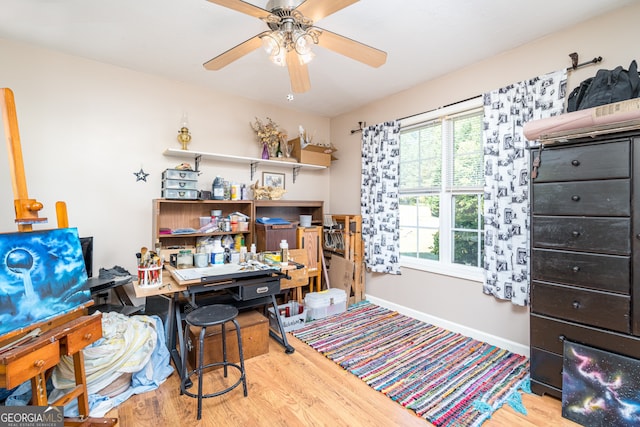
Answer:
[203, 32, 269, 70]
[206, 0, 271, 18]
[315, 27, 387, 68]
[286, 50, 311, 93]
[295, 0, 359, 23]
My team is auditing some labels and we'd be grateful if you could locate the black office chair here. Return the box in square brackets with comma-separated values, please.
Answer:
[180, 304, 248, 420]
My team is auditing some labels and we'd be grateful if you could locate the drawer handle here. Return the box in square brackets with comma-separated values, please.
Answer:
[571, 195, 580, 202]
[571, 231, 580, 237]
[178, 191, 185, 197]
[572, 301, 581, 309]
[34, 359, 45, 368]
[179, 182, 186, 188]
[179, 172, 186, 178]
[256, 286, 269, 294]
[571, 160, 580, 166]
[572, 266, 580, 273]
[84, 333, 93, 341]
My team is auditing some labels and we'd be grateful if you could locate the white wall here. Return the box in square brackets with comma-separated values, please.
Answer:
[0, 39, 331, 279]
[329, 2, 640, 349]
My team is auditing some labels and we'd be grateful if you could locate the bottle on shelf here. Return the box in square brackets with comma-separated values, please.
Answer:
[212, 176, 224, 200]
[223, 181, 231, 200]
[211, 240, 224, 265]
[280, 239, 289, 266]
[250, 243, 257, 261]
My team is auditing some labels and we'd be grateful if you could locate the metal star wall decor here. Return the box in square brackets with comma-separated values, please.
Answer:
[134, 168, 149, 182]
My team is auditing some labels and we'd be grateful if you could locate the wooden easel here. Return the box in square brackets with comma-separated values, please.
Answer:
[0, 88, 116, 427]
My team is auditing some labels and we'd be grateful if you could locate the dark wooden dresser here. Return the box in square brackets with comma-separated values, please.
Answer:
[530, 130, 640, 397]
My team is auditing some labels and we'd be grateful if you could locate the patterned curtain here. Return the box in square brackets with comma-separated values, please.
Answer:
[482, 70, 567, 306]
[361, 121, 401, 274]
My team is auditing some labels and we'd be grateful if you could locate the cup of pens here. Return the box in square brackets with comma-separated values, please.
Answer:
[137, 246, 162, 287]
[138, 264, 162, 287]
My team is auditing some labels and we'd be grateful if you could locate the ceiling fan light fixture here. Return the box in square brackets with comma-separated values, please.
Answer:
[293, 30, 314, 55]
[262, 32, 288, 66]
[261, 33, 281, 56]
[297, 50, 315, 65]
[270, 50, 287, 66]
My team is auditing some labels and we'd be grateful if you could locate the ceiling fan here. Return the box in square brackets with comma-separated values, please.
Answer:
[203, 0, 387, 93]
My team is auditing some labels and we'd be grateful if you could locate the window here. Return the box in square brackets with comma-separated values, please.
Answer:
[399, 98, 484, 280]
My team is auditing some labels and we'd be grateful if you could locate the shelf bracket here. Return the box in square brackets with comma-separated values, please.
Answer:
[250, 161, 259, 181]
[194, 154, 202, 173]
[292, 166, 301, 183]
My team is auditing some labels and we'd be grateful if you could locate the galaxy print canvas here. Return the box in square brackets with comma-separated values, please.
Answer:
[562, 340, 640, 426]
[0, 227, 92, 337]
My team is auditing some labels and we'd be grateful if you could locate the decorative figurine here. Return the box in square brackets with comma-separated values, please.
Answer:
[177, 112, 191, 150]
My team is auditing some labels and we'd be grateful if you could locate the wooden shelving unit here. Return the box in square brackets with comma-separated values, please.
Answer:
[253, 200, 323, 227]
[163, 148, 326, 183]
[152, 199, 253, 250]
[323, 214, 364, 304]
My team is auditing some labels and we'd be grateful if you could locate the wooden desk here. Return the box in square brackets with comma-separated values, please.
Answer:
[134, 264, 294, 380]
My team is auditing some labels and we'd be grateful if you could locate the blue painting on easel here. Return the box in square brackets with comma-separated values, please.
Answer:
[0, 227, 92, 337]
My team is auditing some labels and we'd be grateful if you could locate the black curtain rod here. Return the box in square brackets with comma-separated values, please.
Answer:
[567, 54, 603, 71]
[394, 54, 601, 124]
[396, 95, 480, 123]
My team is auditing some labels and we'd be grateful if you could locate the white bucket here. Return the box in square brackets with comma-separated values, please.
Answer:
[299, 215, 312, 227]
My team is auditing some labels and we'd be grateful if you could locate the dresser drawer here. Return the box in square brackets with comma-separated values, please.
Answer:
[534, 140, 630, 182]
[232, 277, 280, 301]
[61, 315, 102, 355]
[1, 341, 60, 388]
[531, 249, 630, 294]
[162, 179, 198, 190]
[530, 314, 640, 358]
[532, 216, 630, 255]
[532, 179, 630, 216]
[531, 281, 630, 333]
[162, 169, 198, 181]
[530, 348, 563, 391]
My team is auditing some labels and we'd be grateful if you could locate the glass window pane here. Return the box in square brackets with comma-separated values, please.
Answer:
[399, 226, 417, 257]
[399, 196, 418, 227]
[419, 228, 439, 261]
[400, 131, 419, 161]
[400, 123, 442, 191]
[452, 112, 483, 188]
[400, 160, 419, 188]
[419, 158, 441, 188]
[453, 194, 479, 229]
[452, 231, 479, 266]
[418, 195, 439, 222]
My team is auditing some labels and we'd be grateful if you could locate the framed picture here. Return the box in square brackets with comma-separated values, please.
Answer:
[263, 171, 285, 189]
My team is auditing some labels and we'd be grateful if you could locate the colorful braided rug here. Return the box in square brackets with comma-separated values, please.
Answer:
[292, 301, 530, 426]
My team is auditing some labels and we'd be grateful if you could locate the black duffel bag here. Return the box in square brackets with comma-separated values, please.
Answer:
[567, 60, 640, 112]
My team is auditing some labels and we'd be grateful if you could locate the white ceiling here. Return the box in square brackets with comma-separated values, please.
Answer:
[0, 0, 635, 117]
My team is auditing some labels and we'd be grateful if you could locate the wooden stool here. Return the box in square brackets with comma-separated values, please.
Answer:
[180, 304, 248, 420]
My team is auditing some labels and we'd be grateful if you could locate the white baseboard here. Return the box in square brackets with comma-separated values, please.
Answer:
[365, 294, 530, 357]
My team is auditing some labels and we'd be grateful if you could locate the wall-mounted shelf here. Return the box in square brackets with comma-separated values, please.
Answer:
[163, 148, 326, 183]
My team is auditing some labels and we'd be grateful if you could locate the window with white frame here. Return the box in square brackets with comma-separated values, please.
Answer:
[399, 98, 484, 280]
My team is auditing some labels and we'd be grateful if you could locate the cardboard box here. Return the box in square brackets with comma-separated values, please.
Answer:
[328, 254, 354, 298]
[290, 137, 333, 167]
[186, 310, 268, 370]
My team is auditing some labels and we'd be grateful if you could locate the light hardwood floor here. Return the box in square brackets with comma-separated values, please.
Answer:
[108, 334, 579, 427]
